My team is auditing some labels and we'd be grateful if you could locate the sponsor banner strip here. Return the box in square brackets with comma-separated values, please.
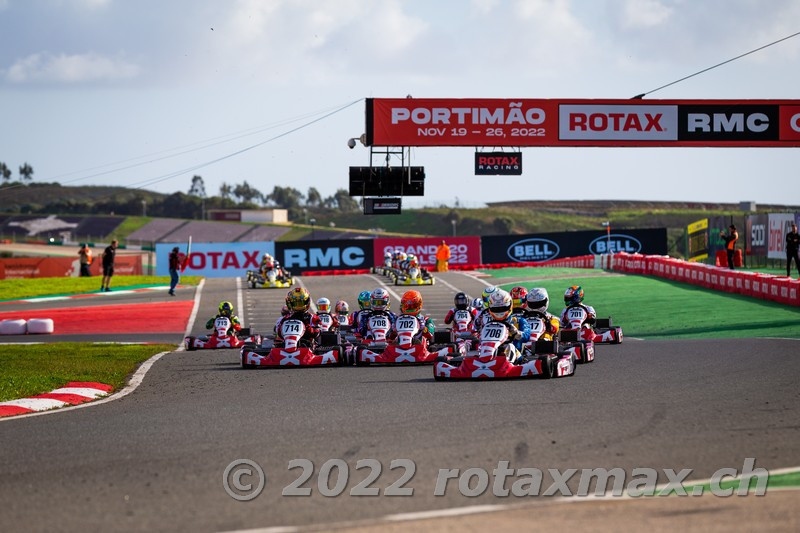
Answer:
[368, 98, 800, 147]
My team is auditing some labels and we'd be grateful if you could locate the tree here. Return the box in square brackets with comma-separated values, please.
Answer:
[306, 187, 322, 207]
[19, 162, 33, 183]
[0, 162, 11, 182]
[232, 181, 262, 203]
[188, 175, 206, 197]
[332, 189, 359, 212]
[219, 182, 232, 199]
[266, 186, 304, 209]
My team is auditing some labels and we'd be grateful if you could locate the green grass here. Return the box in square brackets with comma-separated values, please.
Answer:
[112, 216, 152, 241]
[0, 343, 173, 402]
[0, 275, 203, 300]
[657, 470, 800, 496]
[483, 267, 800, 339]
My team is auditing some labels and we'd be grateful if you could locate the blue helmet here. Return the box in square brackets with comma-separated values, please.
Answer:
[564, 285, 584, 306]
[357, 290, 371, 310]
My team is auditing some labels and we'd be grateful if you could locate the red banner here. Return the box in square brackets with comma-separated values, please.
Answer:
[373, 237, 481, 267]
[367, 98, 800, 147]
[0, 256, 142, 279]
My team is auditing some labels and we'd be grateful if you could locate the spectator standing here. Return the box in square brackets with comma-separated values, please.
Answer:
[78, 243, 92, 277]
[435, 240, 451, 272]
[786, 222, 800, 278]
[168, 246, 181, 296]
[720, 225, 738, 270]
[100, 240, 118, 292]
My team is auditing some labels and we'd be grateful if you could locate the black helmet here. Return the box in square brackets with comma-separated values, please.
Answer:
[454, 292, 470, 310]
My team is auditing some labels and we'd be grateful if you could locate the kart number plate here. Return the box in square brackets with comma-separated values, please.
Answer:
[396, 317, 417, 331]
[481, 323, 506, 340]
[282, 320, 304, 335]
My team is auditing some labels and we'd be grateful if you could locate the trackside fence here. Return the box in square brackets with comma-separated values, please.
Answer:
[605, 252, 799, 307]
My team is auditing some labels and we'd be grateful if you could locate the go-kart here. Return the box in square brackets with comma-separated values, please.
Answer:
[354, 314, 453, 365]
[184, 316, 262, 351]
[390, 263, 435, 286]
[246, 267, 293, 289]
[561, 305, 622, 345]
[240, 319, 346, 368]
[434, 320, 576, 380]
[445, 309, 479, 356]
[370, 256, 394, 277]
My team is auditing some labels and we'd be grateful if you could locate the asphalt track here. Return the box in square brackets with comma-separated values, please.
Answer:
[1, 272, 799, 532]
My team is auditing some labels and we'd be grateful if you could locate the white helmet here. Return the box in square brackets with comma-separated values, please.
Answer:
[481, 286, 498, 309]
[526, 288, 549, 312]
[471, 297, 483, 310]
[487, 289, 513, 321]
[316, 297, 331, 313]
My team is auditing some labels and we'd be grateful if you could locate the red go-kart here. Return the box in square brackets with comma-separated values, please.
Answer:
[185, 317, 262, 351]
[355, 314, 453, 365]
[240, 319, 345, 368]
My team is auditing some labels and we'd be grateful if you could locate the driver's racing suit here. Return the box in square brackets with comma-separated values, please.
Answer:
[275, 311, 320, 346]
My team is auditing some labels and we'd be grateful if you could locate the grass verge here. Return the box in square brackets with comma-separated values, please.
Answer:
[0, 343, 174, 402]
[0, 275, 203, 301]
[483, 267, 800, 340]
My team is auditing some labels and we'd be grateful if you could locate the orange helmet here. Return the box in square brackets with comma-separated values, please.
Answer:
[400, 290, 423, 314]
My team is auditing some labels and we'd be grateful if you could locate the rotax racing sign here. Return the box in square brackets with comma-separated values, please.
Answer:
[156, 242, 274, 278]
[474, 152, 522, 175]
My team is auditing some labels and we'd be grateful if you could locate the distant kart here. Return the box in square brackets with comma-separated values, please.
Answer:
[434, 320, 576, 380]
[354, 314, 453, 365]
[185, 316, 262, 350]
[240, 319, 345, 368]
[391, 265, 435, 286]
[246, 268, 293, 289]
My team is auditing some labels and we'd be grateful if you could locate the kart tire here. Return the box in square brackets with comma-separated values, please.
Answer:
[433, 330, 452, 344]
[185, 337, 197, 351]
[354, 346, 368, 366]
[581, 341, 594, 363]
[336, 346, 347, 366]
[612, 327, 623, 345]
[434, 354, 449, 363]
[537, 355, 553, 379]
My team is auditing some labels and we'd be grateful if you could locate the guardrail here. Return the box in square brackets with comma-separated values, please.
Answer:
[607, 252, 799, 307]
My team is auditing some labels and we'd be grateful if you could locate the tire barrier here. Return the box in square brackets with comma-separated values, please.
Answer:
[0, 318, 54, 335]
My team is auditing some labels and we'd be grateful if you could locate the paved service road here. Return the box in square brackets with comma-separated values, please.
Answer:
[1, 273, 798, 532]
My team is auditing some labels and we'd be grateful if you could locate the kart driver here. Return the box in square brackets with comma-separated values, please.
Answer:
[559, 285, 597, 329]
[391, 290, 435, 345]
[358, 287, 397, 339]
[484, 289, 531, 363]
[315, 297, 338, 330]
[206, 301, 242, 335]
[350, 290, 371, 330]
[474, 286, 498, 332]
[275, 287, 320, 346]
[444, 292, 478, 329]
[335, 300, 351, 326]
[524, 288, 560, 341]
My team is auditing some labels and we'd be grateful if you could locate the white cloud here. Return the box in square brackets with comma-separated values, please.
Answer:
[621, 0, 673, 29]
[5, 52, 140, 83]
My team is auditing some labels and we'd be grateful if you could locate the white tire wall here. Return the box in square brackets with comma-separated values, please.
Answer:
[27, 318, 55, 334]
[0, 319, 28, 335]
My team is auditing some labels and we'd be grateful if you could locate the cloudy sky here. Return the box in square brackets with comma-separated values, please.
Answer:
[1, 0, 798, 208]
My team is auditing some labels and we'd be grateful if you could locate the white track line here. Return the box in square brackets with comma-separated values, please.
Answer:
[435, 275, 463, 294]
[236, 276, 245, 325]
[1, 279, 206, 422]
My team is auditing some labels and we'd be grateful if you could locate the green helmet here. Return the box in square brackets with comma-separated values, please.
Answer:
[357, 290, 371, 310]
[218, 301, 233, 317]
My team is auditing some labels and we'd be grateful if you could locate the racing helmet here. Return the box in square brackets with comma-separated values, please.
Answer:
[471, 297, 483, 310]
[218, 301, 233, 317]
[370, 287, 390, 311]
[316, 297, 331, 313]
[400, 290, 423, 314]
[384, 251, 391, 258]
[335, 300, 349, 315]
[263, 253, 272, 261]
[526, 288, 550, 312]
[487, 290, 513, 321]
[564, 285, 584, 306]
[357, 290, 371, 310]
[286, 287, 310, 312]
[481, 286, 498, 309]
[454, 292, 470, 310]
[281, 305, 290, 316]
[510, 286, 528, 310]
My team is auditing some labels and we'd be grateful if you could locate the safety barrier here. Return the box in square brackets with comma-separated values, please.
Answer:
[608, 252, 799, 307]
